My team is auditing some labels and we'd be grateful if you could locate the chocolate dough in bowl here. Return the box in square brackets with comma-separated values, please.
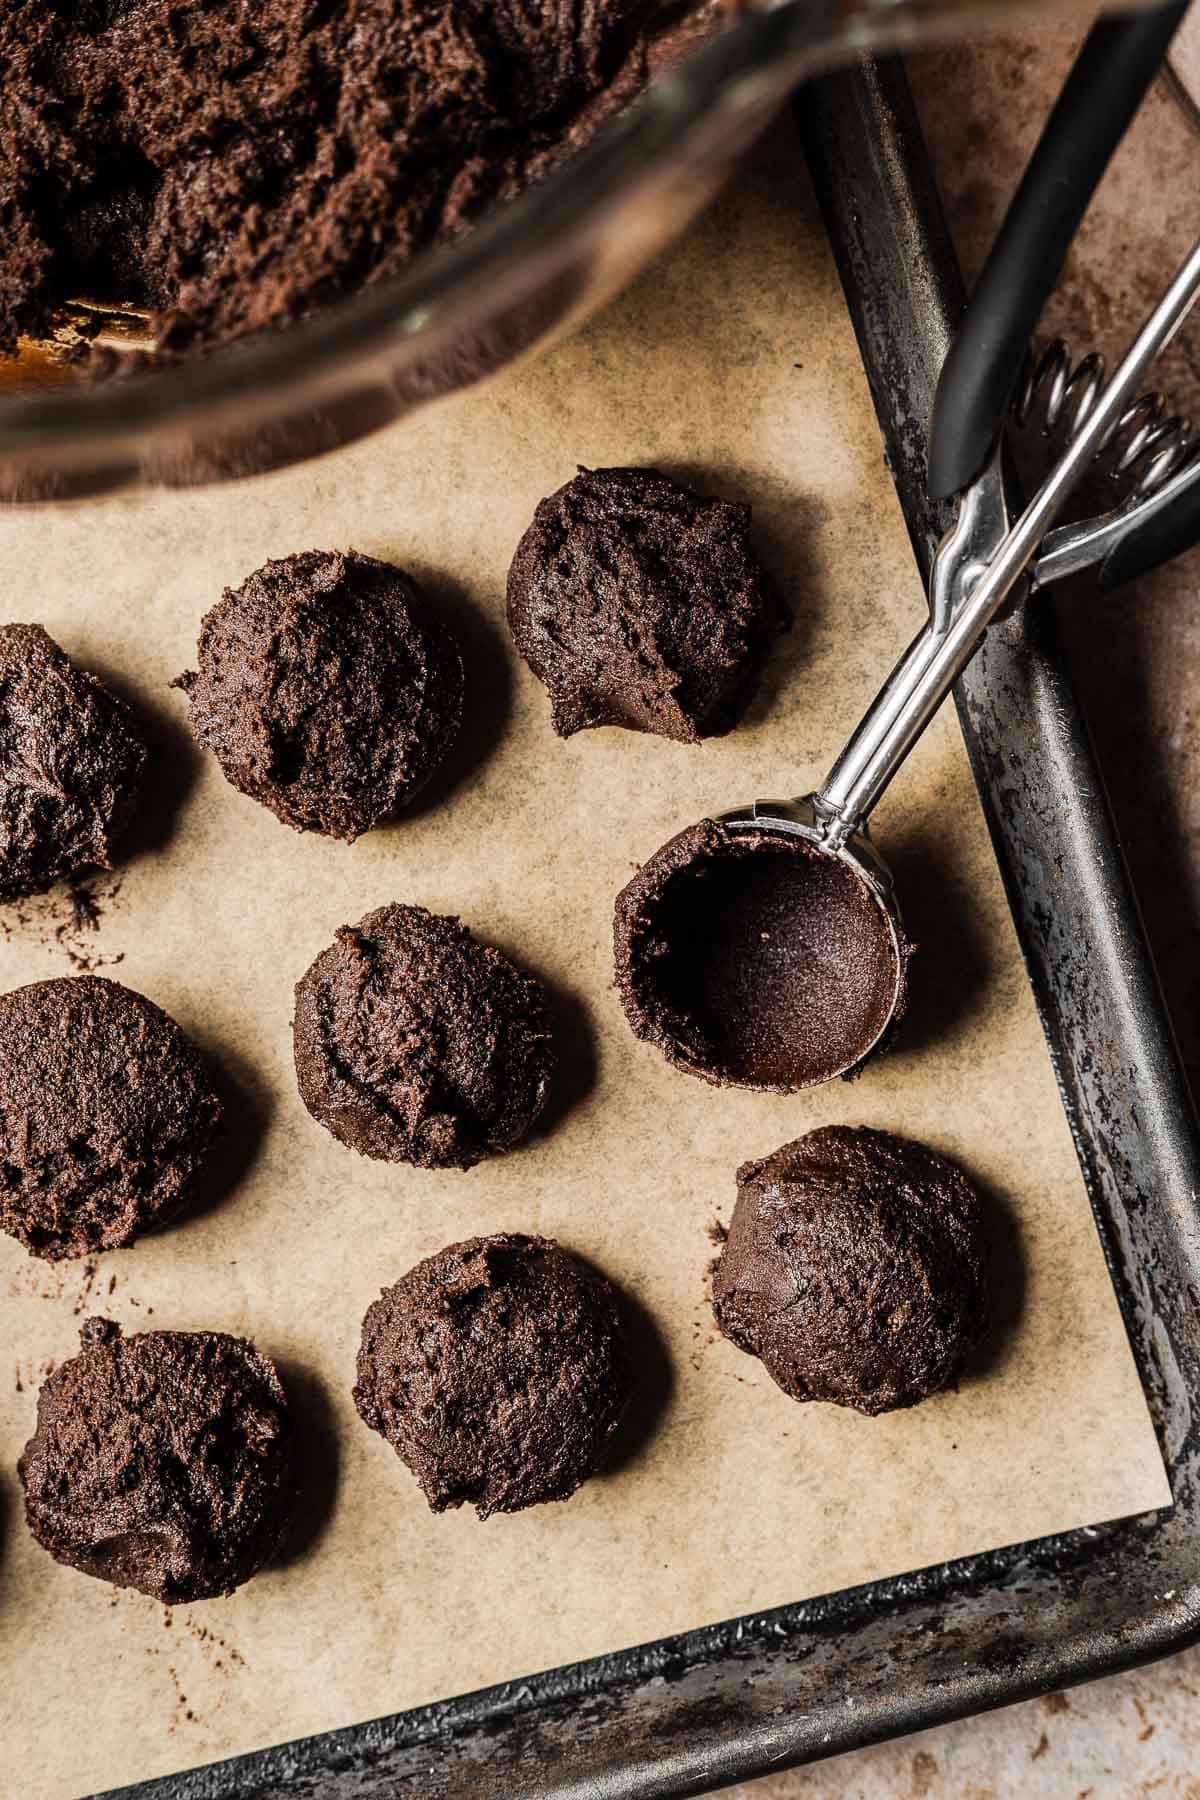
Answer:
[0, 0, 1051, 499]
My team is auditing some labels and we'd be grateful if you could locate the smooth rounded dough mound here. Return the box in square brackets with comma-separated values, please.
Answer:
[0, 975, 222, 1261]
[711, 1126, 989, 1415]
[293, 904, 554, 1170]
[19, 1319, 294, 1602]
[354, 1234, 632, 1517]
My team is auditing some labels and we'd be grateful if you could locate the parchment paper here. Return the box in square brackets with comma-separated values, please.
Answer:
[0, 128, 1170, 1800]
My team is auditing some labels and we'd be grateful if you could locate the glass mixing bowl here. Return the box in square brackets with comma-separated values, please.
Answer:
[0, 0, 1050, 502]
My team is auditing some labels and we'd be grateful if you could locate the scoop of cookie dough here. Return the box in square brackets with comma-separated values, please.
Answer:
[0, 976, 222, 1260]
[172, 551, 463, 841]
[293, 904, 554, 1170]
[613, 819, 906, 1091]
[0, 624, 147, 902]
[711, 1126, 989, 1415]
[19, 1319, 294, 1602]
[354, 1234, 631, 1516]
[506, 466, 787, 742]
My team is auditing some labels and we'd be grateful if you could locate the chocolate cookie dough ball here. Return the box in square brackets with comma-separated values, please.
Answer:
[0, 976, 222, 1260]
[354, 1235, 631, 1516]
[507, 466, 787, 742]
[19, 1319, 294, 1602]
[712, 1127, 989, 1415]
[294, 904, 554, 1171]
[172, 551, 463, 841]
[0, 624, 147, 902]
[614, 819, 906, 1091]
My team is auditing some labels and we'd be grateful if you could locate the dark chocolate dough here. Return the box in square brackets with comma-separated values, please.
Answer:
[613, 819, 905, 1091]
[172, 551, 463, 841]
[507, 466, 787, 741]
[293, 904, 554, 1170]
[0, 625, 147, 902]
[19, 1319, 294, 1601]
[354, 1234, 631, 1516]
[0, 975, 222, 1260]
[0, 0, 647, 360]
[711, 1126, 989, 1415]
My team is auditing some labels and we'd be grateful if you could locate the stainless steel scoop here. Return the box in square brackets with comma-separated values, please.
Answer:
[714, 229, 1200, 1073]
[617, 10, 1200, 1092]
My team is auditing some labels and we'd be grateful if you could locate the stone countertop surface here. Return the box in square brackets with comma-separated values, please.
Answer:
[718, 23, 1200, 1800]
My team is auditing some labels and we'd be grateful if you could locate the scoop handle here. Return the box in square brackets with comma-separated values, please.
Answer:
[818, 233, 1200, 845]
[928, 1, 1191, 503]
[1099, 462, 1200, 589]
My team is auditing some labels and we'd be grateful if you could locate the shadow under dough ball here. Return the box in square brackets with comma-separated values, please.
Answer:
[172, 550, 463, 841]
[293, 904, 554, 1170]
[19, 1319, 295, 1602]
[0, 623, 147, 902]
[613, 819, 907, 1091]
[712, 1126, 989, 1415]
[354, 1234, 632, 1517]
[0, 975, 222, 1260]
[506, 466, 788, 742]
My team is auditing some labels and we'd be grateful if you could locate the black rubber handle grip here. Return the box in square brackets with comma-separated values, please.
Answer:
[928, 0, 1191, 501]
[1100, 463, 1200, 588]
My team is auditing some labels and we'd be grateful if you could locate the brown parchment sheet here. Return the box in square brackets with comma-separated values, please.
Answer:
[0, 129, 1171, 1800]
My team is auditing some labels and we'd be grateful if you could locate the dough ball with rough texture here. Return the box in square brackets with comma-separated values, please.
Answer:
[0, 975, 222, 1260]
[172, 551, 463, 841]
[506, 466, 787, 742]
[19, 1319, 294, 1602]
[0, 624, 147, 902]
[293, 904, 554, 1170]
[354, 1234, 631, 1516]
[711, 1126, 989, 1415]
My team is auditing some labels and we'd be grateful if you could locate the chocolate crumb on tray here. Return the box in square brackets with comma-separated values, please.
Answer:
[711, 1126, 989, 1415]
[613, 818, 907, 1091]
[19, 1320, 294, 1602]
[507, 467, 787, 742]
[293, 904, 554, 1170]
[0, 976, 222, 1261]
[172, 551, 463, 841]
[0, 0, 650, 362]
[354, 1234, 631, 1516]
[0, 625, 146, 903]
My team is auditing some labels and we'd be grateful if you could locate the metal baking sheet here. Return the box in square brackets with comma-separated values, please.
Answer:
[5, 56, 1196, 1800]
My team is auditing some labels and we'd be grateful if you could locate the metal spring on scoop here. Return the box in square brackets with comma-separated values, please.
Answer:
[1012, 338, 1200, 497]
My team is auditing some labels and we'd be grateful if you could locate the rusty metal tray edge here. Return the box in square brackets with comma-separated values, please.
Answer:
[100, 55, 1200, 1800]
